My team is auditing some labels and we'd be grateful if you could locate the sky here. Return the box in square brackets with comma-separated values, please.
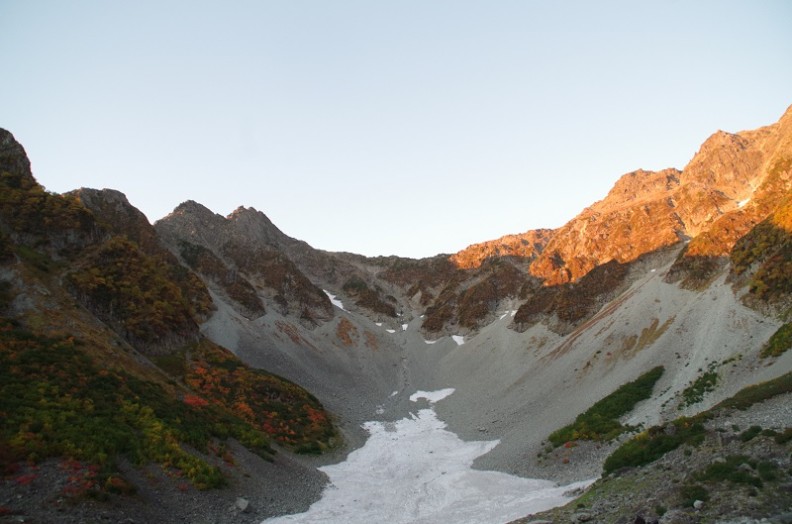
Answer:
[1, 1, 791, 258]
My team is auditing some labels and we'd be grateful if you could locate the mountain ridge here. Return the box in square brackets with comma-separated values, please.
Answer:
[0, 129, 338, 522]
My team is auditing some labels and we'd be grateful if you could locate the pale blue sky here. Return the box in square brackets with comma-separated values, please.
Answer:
[1, 1, 791, 258]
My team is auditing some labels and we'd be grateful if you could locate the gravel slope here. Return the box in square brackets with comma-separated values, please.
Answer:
[6, 257, 789, 523]
[112, 256, 790, 522]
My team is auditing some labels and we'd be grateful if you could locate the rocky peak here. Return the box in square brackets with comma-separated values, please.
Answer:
[165, 200, 226, 226]
[70, 188, 162, 253]
[777, 103, 792, 127]
[156, 201, 333, 324]
[528, 106, 792, 285]
[226, 206, 291, 249]
[594, 168, 681, 212]
[0, 130, 98, 254]
[529, 167, 686, 286]
[669, 107, 792, 268]
[450, 229, 554, 269]
[677, 130, 760, 208]
[155, 200, 232, 255]
[0, 129, 33, 184]
[172, 199, 214, 215]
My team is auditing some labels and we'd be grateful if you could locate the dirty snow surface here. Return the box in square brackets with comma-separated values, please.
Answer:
[263, 390, 588, 524]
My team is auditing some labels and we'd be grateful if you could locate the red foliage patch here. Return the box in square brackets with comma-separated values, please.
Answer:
[183, 394, 209, 407]
[13, 473, 37, 486]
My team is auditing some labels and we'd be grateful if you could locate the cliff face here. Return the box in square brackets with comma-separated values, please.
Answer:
[528, 167, 685, 286]
[527, 106, 792, 286]
[0, 129, 98, 254]
[155, 202, 334, 323]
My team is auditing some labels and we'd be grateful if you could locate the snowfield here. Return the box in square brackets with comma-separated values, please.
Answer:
[323, 290, 347, 311]
[263, 390, 589, 524]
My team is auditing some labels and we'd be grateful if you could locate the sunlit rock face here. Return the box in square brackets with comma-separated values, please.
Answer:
[450, 229, 554, 269]
[529, 106, 792, 286]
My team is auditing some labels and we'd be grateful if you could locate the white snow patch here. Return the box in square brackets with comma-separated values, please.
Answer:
[390, 391, 398, 397]
[738, 198, 750, 208]
[375, 322, 383, 327]
[263, 390, 590, 524]
[386, 329, 396, 334]
[499, 312, 508, 320]
[375, 406, 385, 415]
[651, 269, 657, 273]
[402, 324, 409, 331]
[424, 339, 438, 345]
[452, 335, 465, 346]
[409, 388, 455, 403]
[510, 310, 516, 317]
[323, 290, 347, 311]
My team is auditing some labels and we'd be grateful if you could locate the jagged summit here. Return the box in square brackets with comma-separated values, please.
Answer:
[156, 201, 334, 323]
[169, 198, 217, 215]
[225, 205, 294, 249]
[596, 168, 681, 211]
[525, 105, 792, 285]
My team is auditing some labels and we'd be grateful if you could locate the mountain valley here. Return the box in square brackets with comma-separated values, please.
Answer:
[1, 105, 791, 523]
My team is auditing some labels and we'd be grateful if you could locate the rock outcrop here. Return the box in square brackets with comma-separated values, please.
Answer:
[450, 229, 554, 269]
[156, 202, 333, 323]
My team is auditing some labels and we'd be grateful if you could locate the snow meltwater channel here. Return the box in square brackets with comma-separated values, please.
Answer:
[263, 389, 591, 524]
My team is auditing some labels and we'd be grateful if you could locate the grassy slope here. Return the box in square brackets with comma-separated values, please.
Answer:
[516, 372, 792, 524]
[0, 159, 338, 498]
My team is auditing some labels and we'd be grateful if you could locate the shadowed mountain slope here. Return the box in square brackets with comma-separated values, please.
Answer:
[0, 129, 336, 522]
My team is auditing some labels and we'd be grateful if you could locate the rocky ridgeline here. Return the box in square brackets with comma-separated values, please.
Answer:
[530, 106, 792, 287]
[449, 229, 554, 269]
[81, 104, 789, 339]
[163, 105, 791, 336]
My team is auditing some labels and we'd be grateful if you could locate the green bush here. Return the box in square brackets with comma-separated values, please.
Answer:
[680, 370, 718, 407]
[604, 372, 792, 475]
[714, 372, 792, 411]
[694, 455, 763, 488]
[679, 484, 709, 507]
[549, 366, 664, 446]
[739, 425, 763, 442]
[774, 428, 792, 444]
[603, 418, 706, 474]
[761, 323, 792, 358]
